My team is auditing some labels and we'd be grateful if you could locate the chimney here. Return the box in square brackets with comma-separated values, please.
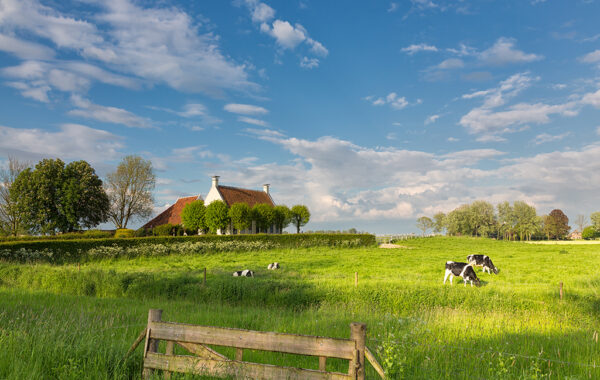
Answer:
[263, 184, 270, 194]
[212, 176, 220, 188]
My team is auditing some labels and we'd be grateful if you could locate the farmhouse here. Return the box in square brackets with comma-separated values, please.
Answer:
[143, 176, 277, 234]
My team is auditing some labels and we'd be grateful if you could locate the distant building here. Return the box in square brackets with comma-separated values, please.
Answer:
[569, 230, 582, 240]
[143, 176, 277, 234]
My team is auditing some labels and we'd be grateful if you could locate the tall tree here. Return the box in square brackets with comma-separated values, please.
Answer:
[181, 199, 206, 234]
[432, 212, 446, 234]
[513, 201, 538, 241]
[590, 212, 600, 231]
[468, 200, 496, 237]
[0, 156, 29, 236]
[416, 216, 433, 236]
[496, 201, 515, 240]
[545, 209, 570, 240]
[290, 205, 310, 233]
[253, 203, 275, 233]
[574, 214, 588, 233]
[105, 155, 155, 229]
[445, 204, 471, 236]
[205, 200, 230, 234]
[228, 202, 251, 233]
[273, 205, 291, 233]
[61, 160, 109, 231]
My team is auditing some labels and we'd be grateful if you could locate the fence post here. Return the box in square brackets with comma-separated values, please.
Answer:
[349, 322, 366, 380]
[355, 272, 358, 288]
[142, 309, 162, 379]
[559, 282, 563, 300]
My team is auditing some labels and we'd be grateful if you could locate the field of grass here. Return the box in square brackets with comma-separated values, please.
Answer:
[1, 237, 599, 379]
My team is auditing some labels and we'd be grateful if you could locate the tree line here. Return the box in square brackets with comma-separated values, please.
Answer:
[416, 200, 600, 240]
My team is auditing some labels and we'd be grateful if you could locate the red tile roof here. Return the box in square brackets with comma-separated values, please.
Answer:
[143, 195, 200, 229]
[217, 185, 274, 207]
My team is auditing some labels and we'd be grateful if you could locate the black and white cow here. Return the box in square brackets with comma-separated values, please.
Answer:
[467, 254, 498, 274]
[267, 262, 280, 270]
[444, 261, 480, 287]
[233, 270, 254, 277]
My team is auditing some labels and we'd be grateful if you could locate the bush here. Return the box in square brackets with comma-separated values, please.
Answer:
[152, 224, 175, 236]
[134, 228, 150, 237]
[582, 226, 599, 240]
[82, 230, 113, 238]
[0, 233, 376, 263]
[114, 229, 135, 238]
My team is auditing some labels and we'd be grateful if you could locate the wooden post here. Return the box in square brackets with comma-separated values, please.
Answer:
[559, 282, 563, 300]
[319, 356, 327, 371]
[355, 272, 358, 288]
[349, 323, 366, 380]
[203, 267, 207, 286]
[164, 341, 174, 379]
[235, 347, 243, 361]
[143, 309, 162, 379]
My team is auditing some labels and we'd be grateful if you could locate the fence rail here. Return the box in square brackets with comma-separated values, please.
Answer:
[128, 309, 385, 380]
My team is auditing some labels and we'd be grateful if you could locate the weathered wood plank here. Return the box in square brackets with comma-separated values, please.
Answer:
[350, 323, 366, 380]
[176, 342, 228, 360]
[365, 347, 385, 379]
[144, 352, 352, 380]
[124, 328, 146, 359]
[148, 322, 355, 359]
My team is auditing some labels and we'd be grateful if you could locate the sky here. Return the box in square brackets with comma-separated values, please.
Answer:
[1, 0, 600, 234]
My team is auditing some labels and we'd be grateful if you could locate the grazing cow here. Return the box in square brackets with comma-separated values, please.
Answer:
[467, 254, 498, 274]
[267, 262, 280, 270]
[444, 261, 480, 287]
[233, 270, 254, 277]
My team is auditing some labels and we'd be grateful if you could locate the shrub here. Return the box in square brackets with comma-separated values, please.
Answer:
[114, 229, 135, 238]
[181, 200, 206, 233]
[205, 201, 230, 234]
[134, 228, 150, 237]
[0, 233, 376, 263]
[152, 224, 175, 236]
[582, 226, 599, 240]
[82, 230, 113, 238]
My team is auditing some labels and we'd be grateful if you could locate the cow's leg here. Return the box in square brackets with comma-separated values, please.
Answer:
[443, 269, 451, 284]
[463, 278, 467, 287]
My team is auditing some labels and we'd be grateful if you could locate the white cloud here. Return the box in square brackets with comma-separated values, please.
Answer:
[388, 2, 399, 12]
[425, 114, 440, 125]
[436, 58, 464, 69]
[580, 49, 600, 64]
[401, 43, 438, 55]
[0, 123, 122, 163]
[238, 116, 268, 127]
[365, 92, 411, 110]
[478, 37, 543, 66]
[0, 33, 55, 60]
[243, 0, 276, 23]
[532, 132, 570, 145]
[597, 126, 600, 136]
[266, 20, 306, 49]
[224, 103, 269, 115]
[447, 137, 459, 142]
[581, 88, 600, 108]
[68, 95, 151, 128]
[300, 56, 319, 69]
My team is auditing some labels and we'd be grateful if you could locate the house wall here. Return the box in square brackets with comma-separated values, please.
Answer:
[205, 185, 223, 205]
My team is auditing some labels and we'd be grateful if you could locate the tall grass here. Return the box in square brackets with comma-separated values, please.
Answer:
[1, 237, 599, 379]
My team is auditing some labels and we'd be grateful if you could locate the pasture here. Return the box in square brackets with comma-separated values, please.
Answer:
[0, 237, 599, 379]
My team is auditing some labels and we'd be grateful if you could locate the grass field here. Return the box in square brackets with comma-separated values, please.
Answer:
[1, 237, 599, 379]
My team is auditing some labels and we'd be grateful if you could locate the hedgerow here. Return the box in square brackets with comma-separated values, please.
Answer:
[0, 234, 375, 264]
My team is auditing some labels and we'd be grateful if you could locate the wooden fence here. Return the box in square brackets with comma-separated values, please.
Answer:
[127, 309, 385, 380]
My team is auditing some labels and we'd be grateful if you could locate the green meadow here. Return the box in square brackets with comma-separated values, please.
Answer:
[0, 237, 599, 379]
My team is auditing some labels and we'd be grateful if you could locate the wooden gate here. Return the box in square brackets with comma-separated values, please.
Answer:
[127, 309, 385, 379]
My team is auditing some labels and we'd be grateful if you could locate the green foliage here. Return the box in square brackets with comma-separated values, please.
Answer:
[290, 204, 310, 233]
[114, 229, 135, 238]
[82, 230, 113, 239]
[181, 199, 206, 233]
[253, 203, 275, 233]
[416, 216, 433, 236]
[205, 200, 230, 234]
[273, 205, 291, 233]
[229, 202, 251, 232]
[591, 211, 600, 231]
[152, 223, 176, 236]
[544, 209, 570, 240]
[582, 226, 599, 240]
[432, 212, 446, 234]
[0, 233, 376, 263]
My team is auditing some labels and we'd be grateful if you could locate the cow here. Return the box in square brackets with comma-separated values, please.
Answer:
[233, 270, 254, 277]
[443, 261, 480, 287]
[267, 262, 280, 270]
[467, 254, 498, 274]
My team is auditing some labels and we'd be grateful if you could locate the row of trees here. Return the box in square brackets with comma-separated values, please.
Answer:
[181, 200, 310, 234]
[415, 200, 597, 240]
[0, 155, 156, 236]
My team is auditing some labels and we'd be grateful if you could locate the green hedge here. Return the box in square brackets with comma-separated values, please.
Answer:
[0, 234, 376, 264]
[0, 230, 113, 242]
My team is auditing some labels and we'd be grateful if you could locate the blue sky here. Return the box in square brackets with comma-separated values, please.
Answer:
[1, 0, 600, 233]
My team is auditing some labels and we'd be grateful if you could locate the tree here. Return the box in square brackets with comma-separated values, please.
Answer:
[181, 199, 206, 234]
[582, 226, 599, 240]
[445, 204, 471, 236]
[468, 200, 496, 237]
[205, 200, 230, 234]
[512, 201, 538, 241]
[273, 205, 291, 233]
[105, 155, 155, 229]
[60, 160, 109, 231]
[574, 214, 588, 233]
[228, 202, 251, 233]
[0, 156, 29, 236]
[253, 203, 275, 233]
[591, 212, 600, 231]
[497, 201, 515, 240]
[290, 205, 310, 233]
[545, 209, 570, 240]
[432, 212, 446, 234]
[416, 216, 433, 236]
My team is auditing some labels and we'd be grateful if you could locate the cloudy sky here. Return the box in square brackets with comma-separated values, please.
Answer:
[1, 0, 600, 233]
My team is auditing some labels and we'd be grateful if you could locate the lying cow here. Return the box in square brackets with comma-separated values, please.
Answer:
[467, 254, 498, 274]
[444, 261, 480, 287]
[267, 262, 280, 270]
[233, 270, 254, 277]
